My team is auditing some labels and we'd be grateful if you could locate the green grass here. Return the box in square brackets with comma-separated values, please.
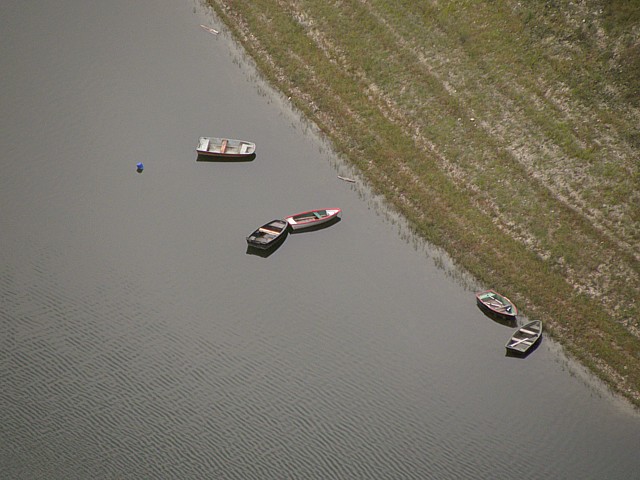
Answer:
[208, 0, 640, 407]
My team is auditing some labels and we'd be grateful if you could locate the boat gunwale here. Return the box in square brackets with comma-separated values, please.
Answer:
[247, 219, 288, 249]
[196, 136, 256, 157]
[506, 320, 543, 353]
[476, 289, 518, 317]
[285, 208, 341, 227]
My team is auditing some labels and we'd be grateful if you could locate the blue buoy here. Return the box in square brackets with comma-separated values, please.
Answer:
[136, 162, 144, 172]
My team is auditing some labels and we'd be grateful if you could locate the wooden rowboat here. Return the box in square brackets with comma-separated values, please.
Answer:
[284, 208, 341, 231]
[476, 290, 518, 320]
[196, 137, 256, 159]
[506, 320, 543, 354]
[246, 219, 288, 250]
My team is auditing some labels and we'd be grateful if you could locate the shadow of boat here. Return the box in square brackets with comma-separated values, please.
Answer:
[288, 216, 341, 234]
[196, 153, 256, 163]
[476, 303, 517, 327]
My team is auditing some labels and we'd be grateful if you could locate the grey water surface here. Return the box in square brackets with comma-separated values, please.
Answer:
[1, 0, 639, 478]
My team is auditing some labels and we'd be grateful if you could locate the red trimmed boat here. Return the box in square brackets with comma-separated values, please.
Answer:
[284, 208, 341, 231]
[476, 290, 518, 319]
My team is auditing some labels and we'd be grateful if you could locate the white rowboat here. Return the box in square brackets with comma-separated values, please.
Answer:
[196, 137, 256, 159]
[284, 208, 341, 231]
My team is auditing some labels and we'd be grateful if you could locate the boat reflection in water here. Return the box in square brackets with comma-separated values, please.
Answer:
[245, 240, 286, 258]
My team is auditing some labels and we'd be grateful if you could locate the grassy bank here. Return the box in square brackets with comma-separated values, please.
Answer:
[207, 0, 640, 406]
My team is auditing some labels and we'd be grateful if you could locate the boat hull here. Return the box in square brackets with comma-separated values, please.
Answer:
[196, 137, 256, 159]
[285, 209, 341, 231]
[197, 151, 253, 159]
[506, 320, 543, 355]
[476, 290, 518, 319]
[246, 219, 289, 250]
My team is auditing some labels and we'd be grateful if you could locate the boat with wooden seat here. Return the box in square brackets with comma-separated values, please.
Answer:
[196, 137, 256, 159]
[246, 219, 288, 249]
[506, 320, 543, 354]
[476, 289, 518, 320]
[284, 208, 341, 231]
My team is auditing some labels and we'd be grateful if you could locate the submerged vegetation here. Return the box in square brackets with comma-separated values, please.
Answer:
[207, 0, 640, 406]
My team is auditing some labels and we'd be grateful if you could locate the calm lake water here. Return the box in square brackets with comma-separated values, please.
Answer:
[1, 0, 639, 478]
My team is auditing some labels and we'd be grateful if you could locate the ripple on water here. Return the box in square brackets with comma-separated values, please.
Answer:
[2, 241, 489, 479]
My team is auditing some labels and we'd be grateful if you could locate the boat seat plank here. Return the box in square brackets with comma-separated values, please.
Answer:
[199, 138, 210, 151]
[520, 329, 537, 335]
[258, 227, 280, 235]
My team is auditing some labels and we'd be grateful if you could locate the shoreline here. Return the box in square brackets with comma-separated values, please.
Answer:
[205, 0, 640, 408]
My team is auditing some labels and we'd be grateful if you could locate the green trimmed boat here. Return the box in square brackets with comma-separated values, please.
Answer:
[476, 290, 518, 320]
